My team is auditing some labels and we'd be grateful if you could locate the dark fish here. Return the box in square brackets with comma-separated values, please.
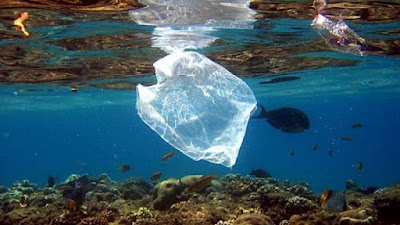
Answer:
[186, 174, 216, 193]
[290, 149, 295, 156]
[328, 149, 334, 157]
[61, 181, 85, 204]
[151, 171, 162, 181]
[161, 151, 175, 161]
[341, 136, 353, 141]
[118, 164, 131, 172]
[351, 123, 363, 128]
[249, 169, 271, 178]
[356, 161, 363, 171]
[0, 58, 18, 66]
[55, 184, 74, 191]
[47, 176, 55, 187]
[320, 189, 346, 212]
[253, 105, 310, 133]
[259, 76, 300, 85]
[70, 87, 78, 93]
[311, 144, 318, 151]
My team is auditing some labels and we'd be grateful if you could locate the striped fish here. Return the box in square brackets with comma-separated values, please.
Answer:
[320, 189, 346, 212]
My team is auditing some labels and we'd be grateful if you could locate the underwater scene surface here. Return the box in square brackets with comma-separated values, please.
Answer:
[1, 0, 400, 224]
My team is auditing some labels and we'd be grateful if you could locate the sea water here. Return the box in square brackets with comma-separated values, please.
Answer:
[1, 17, 400, 193]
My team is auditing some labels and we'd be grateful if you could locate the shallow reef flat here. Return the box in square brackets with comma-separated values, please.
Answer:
[0, 174, 399, 225]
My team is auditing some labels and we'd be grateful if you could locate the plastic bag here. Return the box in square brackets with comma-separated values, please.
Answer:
[129, 0, 255, 28]
[152, 27, 217, 53]
[136, 51, 257, 167]
[311, 0, 365, 55]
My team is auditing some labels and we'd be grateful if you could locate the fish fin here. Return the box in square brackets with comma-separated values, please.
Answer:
[251, 104, 268, 119]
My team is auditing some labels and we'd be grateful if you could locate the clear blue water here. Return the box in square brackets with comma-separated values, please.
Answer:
[1, 14, 400, 193]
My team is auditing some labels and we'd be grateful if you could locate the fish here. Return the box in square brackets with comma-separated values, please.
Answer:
[161, 151, 175, 161]
[290, 150, 295, 156]
[258, 76, 300, 85]
[253, 104, 310, 133]
[249, 168, 271, 178]
[14, 12, 30, 37]
[341, 136, 353, 141]
[320, 189, 346, 212]
[356, 161, 363, 171]
[47, 176, 56, 187]
[311, 144, 318, 151]
[186, 174, 216, 193]
[151, 171, 162, 181]
[70, 87, 78, 93]
[118, 164, 131, 172]
[60, 181, 85, 203]
[351, 123, 363, 128]
[55, 184, 75, 191]
[0, 58, 18, 66]
[328, 149, 334, 157]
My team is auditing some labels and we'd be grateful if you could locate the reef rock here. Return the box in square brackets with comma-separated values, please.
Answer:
[152, 178, 184, 210]
[374, 184, 400, 224]
[233, 213, 275, 225]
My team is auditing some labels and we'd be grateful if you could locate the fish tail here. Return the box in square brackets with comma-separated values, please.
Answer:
[252, 104, 268, 118]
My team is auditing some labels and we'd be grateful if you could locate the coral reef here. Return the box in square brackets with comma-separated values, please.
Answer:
[0, 174, 399, 225]
[374, 184, 400, 224]
[233, 213, 275, 225]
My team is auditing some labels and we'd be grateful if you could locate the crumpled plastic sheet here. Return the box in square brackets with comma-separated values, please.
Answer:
[136, 51, 257, 167]
[129, 0, 255, 28]
[311, 0, 366, 55]
[152, 27, 217, 53]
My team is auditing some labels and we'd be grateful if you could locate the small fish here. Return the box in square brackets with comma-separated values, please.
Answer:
[151, 171, 162, 181]
[328, 149, 334, 157]
[186, 174, 216, 193]
[47, 176, 56, 187]
[351, 123, 363, 128]
[311, 144, 318, 151]
[70, 87, 78, 93]
[249, 168, 271, 178]
[341, 136, 353, 141]
[60, 181, 85, 203]
[118, 164, 131, 173]
[290, 149, 295, 156]
[161, 151, 175, 161]
[55, 184, 74, 191]
[356, 161, 363, 171]
[320, 189, 346, 212]
[14, 12, 30, 37]
[0, 58, 18, 66]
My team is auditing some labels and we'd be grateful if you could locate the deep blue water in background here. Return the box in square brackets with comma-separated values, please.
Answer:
[1, 16, 400, 193]
[1, 73, 400, 193]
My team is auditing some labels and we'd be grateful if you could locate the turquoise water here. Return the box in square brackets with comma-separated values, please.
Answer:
[1, 12, 400, 193]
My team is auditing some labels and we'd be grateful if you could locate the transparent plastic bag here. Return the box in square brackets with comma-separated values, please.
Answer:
[312, 14, 365, 55]
[136, 51, 257, 167]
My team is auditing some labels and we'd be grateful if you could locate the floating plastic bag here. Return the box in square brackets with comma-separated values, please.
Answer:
[136, 51, 257, 167]
[152, 27, 218, 53]
[311, 0, 365, 55]
[129, 0, 255, 28]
